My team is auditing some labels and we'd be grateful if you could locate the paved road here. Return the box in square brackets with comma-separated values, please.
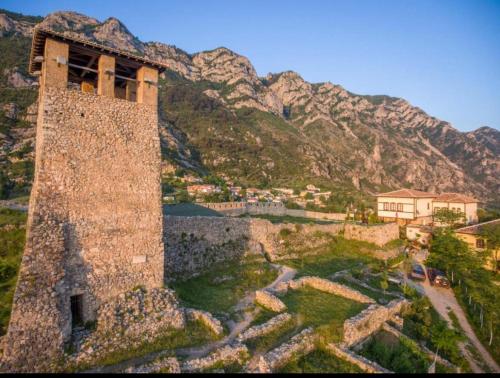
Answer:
[408, 261, 499, 373]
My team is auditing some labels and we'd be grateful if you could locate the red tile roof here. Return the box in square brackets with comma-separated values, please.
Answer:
[455, 219, 500, 235]
[433, 192, 478, 204]
[376, 189, 437, 198]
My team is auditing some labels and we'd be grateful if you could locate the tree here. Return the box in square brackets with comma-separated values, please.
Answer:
[480, 222, 500, 273]
[380, 270, 389, 294]
[175, 189, 191, 203]
[426, 228, 482, 283]
[433, 208, 465, 228]
[304, 192, 314, 200]
[430, 321, 464, 362]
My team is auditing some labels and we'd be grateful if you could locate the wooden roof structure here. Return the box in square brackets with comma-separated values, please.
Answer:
[29, 26, 168, 75]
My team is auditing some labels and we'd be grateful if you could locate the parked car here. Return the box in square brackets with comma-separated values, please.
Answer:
[427, 268, 450, 288]
[410, 263, 426, 281]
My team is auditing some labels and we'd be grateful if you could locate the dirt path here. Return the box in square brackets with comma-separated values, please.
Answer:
[84, 263, 297, 373]
[407, 262, 499, 373]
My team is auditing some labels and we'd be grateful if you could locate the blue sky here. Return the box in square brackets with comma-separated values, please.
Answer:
[2, 0, 499, 132]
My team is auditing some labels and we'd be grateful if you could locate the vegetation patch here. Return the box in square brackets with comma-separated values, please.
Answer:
[170, 257, 279, 314]
[245, 316, 297, 353]
[278, 348, 363, 373]
[359, 330, 430, 373]
[280, 287, 367, 344]
[68, 319, 216, 372]
[281, 236, 378, 278]
[0, 208, 26, 335]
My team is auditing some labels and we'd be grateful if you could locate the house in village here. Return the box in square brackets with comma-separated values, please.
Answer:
[455, 219, 500, 271]
[187, 184, 220, 196]
[376, 189, 437, 225]
[376, 189, 479, 226]
[432, 192, 478, 225]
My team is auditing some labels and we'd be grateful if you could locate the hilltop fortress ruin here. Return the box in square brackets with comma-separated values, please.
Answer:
[1, 27, 166, 370]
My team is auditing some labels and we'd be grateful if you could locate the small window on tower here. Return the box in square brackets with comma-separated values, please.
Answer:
[70, 294, 84, 328]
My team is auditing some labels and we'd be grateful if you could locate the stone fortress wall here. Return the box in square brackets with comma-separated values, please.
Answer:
[199, 201, 347, 221]
[2, 86, 163, 369]
[164, 215, 399, 280]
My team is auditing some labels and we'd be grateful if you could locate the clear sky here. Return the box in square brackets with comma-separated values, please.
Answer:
[2, 0, 499, 132]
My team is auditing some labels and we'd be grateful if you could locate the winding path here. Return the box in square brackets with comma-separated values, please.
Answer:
[83, 263, 297, 373]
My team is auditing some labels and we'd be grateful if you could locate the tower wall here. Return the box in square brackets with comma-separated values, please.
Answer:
[2, 84, 164, 371]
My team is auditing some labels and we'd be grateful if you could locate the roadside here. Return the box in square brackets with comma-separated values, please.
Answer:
[407, 255, 499, 373]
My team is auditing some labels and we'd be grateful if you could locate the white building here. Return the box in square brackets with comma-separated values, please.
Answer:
[376, 189, 479, 226]
[432, 193, 478, 225]
[376, 189, 436, 225]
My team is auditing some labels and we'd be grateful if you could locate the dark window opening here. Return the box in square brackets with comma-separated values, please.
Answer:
[70, 294, 84, 328]
[114, 61, 137, 101]
[67, 46, 98, 93]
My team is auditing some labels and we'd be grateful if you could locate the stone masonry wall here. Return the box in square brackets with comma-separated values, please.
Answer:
[1, 87, 164, 372]
[344, 222, 399, 247]
[164, 216, 399, 280]
[200, 202, 346, 221]
[343, 299, 409, 347]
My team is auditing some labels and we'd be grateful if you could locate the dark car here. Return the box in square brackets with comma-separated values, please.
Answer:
[427, 268, 450, 288]
[410, 263, 426, 281]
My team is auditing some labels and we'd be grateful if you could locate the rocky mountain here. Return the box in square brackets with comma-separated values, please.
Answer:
[0, 9, 498, 205]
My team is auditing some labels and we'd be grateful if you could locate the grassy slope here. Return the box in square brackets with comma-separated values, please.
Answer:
[0, 208, 26, 335]
[169, 256, 279, 315]
[280, 236, 379, 278]
[280, 287, 367, 344]
[279, 348, 363, 373]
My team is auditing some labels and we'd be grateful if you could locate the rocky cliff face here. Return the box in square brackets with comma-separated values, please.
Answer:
[0, 9, 498, 203]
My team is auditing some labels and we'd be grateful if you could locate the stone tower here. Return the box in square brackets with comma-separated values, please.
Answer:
[1, 27, 166, 371]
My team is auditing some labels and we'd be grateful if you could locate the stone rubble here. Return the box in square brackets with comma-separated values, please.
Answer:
[252, 327, 317, 372]
[273, 276, 375, 304]
[69, 287, 185, 365]
[124, 356, 180, 373]
[236, 313, 293, 343]
[343, 299, 410, 347]
[254, 290, 287, 313]
[185, 308, 223, 336]
[181, 343, 249, 372]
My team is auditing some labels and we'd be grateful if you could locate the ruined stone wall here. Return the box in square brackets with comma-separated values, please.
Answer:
[199, 202, 346, 220]
[164, 216, 399, 280]
[2, 87, 163, 372]
[343, 299, 409, 347]
[344, 222, 399, 247]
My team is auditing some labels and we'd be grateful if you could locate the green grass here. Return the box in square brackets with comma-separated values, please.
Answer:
[170, 257, 279, 315]
[280, 236, 378, 278]
[68, 319, 216, 372]
[333, 277, 392, 302]
[280, 287, 367, 343]
[0, 208, 27, 335]
[279, 348, 363, 373]
[245, 316, 297, 353]
[359, 330, 430, 373]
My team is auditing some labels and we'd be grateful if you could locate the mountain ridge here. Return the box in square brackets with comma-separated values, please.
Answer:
[0, 9, 498, 205]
